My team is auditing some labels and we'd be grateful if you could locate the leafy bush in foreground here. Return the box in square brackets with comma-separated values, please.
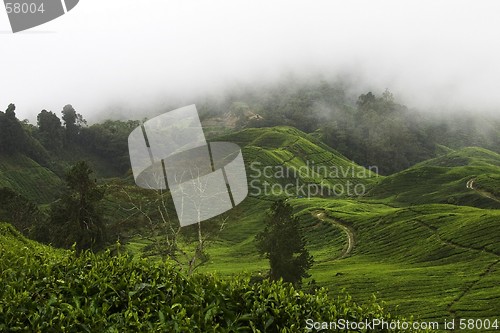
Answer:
[0, 223, 429, 332]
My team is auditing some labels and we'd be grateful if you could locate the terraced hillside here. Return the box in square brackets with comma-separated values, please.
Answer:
[202, 195, 500, 324]
[367, 147, 500, 209]
[218, 126, 380, 199]
[196, 129, 500, 325]
[290, 199, 500, 321]
[2, 124, 499, 329]
[0, 153, 62, 203]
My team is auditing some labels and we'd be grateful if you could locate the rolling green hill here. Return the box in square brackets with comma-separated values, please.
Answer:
[366, 147, 500, 209]
[0, 153, 63, 204]
[290, 199, 500, 320]
[218, 126, 381, 199]
[200, 195, 500, 325]
[2, 123, 499, 329]
[193, 131, 500, 326]
[116, 127, 500, 326]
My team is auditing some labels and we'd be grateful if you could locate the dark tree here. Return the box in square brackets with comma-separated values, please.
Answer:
[78, 120, 140, 174]
[61, 104, 86, 141]
[0, 187, 44, 237]
[0, 104, 28, 154]
[37, 110, 63, 150]
[356, 91, 376, 109]
[50, 161, 105, 251]
[5, 103, 16, 118]
[256, 200, 313, 286]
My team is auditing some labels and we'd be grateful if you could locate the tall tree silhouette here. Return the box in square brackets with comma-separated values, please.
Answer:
[256, 200, 313, 286]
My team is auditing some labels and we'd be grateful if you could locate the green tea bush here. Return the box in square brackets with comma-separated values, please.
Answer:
[0, 223, 429, 332]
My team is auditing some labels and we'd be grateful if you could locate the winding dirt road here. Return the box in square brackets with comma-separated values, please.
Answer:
[312, 211, 355, 259]
[466, 178, 500, 203]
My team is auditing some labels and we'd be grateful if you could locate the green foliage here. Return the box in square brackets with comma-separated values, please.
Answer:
[0, 187, 44, 236]
[0, 104, 50, 165]
[256, 200, 313, 286]
[78, 120, 140, 174]
[61, 104, 86, 142]
[37, 109, 63, 150]
[49, 161, 106, 251]
[367, 147, 500, 209]
[0, 223, 423, 332]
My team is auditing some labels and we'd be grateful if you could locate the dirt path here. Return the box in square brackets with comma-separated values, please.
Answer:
[312, 211, 355, 259]
[466, 178, 500, 203]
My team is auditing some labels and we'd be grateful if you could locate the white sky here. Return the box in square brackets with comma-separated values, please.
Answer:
[1, 0, 500, 121]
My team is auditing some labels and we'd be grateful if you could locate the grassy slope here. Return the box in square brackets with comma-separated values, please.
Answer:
[219, 126, 380, 198]
[197, 130, 500, 324]
[203, 194, 500, 322]
[3, 125, 499, 326]
[366, 147, 500, 209]
[0, 153, 63, 203]
[291, 199, 500, 321]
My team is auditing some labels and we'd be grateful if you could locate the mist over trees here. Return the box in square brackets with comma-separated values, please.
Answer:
[2, 76, 500, 177]
[195, 79, 500, 174]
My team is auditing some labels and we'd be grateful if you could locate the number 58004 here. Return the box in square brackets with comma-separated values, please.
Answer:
[5, 2, 45, 14]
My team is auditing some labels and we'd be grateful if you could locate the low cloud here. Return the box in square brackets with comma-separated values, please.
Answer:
[1, 0, 499, 121]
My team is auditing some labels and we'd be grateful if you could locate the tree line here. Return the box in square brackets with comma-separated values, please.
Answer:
[197, 79, 500, 175]
[0, 103, 137, 176]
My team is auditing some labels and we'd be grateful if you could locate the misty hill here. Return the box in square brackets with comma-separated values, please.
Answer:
[366, 147, 500, 209]
[217, 126, 380, 199]
[196, 82, 500, 175]
[3, 78, 500, 180]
